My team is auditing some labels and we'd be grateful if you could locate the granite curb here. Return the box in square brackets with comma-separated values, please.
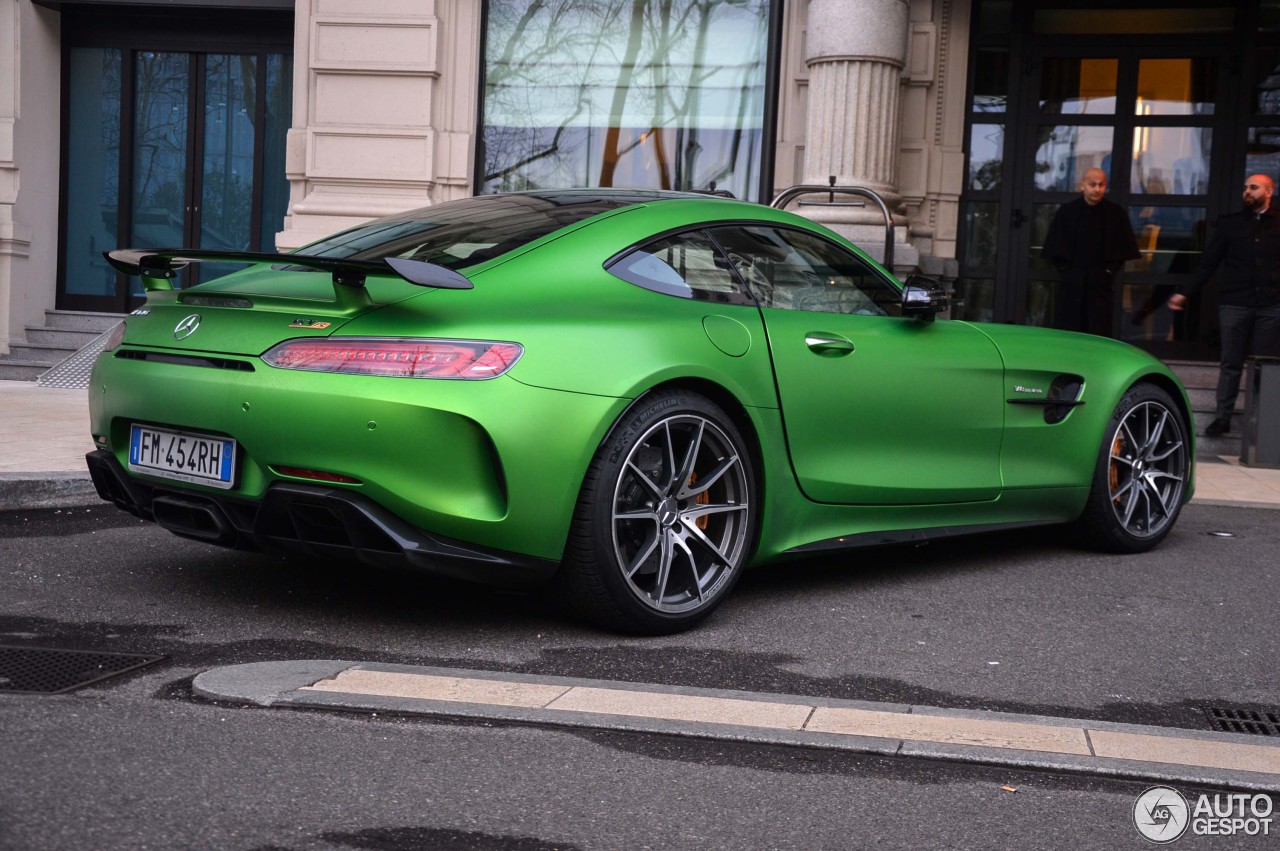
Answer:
[193, 660, 1280, 793]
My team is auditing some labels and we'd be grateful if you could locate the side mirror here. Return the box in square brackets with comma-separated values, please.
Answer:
[901, 274, 950, 322]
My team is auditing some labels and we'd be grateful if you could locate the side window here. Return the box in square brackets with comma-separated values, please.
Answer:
[711, 226, 902, 316]
[607, 231, 754, 306]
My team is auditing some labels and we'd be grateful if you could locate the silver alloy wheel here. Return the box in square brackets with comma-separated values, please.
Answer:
[1106, 399, 1188, 538]
[610, 413, 750, 613]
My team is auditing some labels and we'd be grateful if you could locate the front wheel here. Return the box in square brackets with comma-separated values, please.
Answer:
[558, 390, 756, 634]
[1074, 382, 1189, 553]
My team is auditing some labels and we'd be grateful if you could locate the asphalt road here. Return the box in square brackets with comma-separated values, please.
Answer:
[1, 502, 1277, 849]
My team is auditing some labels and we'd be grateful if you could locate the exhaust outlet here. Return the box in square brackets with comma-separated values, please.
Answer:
[151, 494, 236, 545]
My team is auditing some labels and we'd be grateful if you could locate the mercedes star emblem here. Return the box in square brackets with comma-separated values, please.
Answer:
[173, 314, 202, 340]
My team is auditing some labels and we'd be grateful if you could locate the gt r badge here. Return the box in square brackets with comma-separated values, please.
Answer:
[289, 319, 332, 329]
[173, 314, 202, 340]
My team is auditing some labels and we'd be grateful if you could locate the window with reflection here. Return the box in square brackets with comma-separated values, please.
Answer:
[132, 52, 189, 252]
[1254, 50, 1280, 116]
[1246, 127, 1280, 182]
[1135, 59, 1215, 117]
[968, 124, 1005, 190]
[1033, 125, 1114, 191]
[952, 278, 995, 323]
[962, 202, 1000, 270]
[1131, 127, 1211, 195]
[63, 47, 122, 298]
[1125, 206, 1208, 275]
[1040, 58, 1117, 115]
[1030, 203, 1060, 274]
[480, 0, 772, 201]
[972, 50, 1009, 113]
[1026, 280, 1058, 328]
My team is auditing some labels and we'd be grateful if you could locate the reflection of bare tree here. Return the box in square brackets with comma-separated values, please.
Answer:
[483, 0, 628, 187]
[133, 52, 190, 238]
[482, 0, 768, 196]
[598, 0, 648, 186]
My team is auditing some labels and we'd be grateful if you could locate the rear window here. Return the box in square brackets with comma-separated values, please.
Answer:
[294, 191, 666, 270]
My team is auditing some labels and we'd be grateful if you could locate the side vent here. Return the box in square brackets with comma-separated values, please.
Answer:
[1006, 373, 1085, 424]
[1045, 374, 1084, 424]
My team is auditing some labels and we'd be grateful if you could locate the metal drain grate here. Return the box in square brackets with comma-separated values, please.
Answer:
[0, 645, 166, 694]
[1206, 707, 1280, 736]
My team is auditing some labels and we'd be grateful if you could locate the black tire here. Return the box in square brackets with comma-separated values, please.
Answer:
[558, 390, 756, 634]
[1074, 382, 1190, 553]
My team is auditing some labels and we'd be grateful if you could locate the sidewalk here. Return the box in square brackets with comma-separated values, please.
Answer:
[3, 378, 1280, 510]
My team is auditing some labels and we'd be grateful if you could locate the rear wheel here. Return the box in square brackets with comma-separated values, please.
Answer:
[559, 390, 756, 634]
[1075, 383, 1189, 552]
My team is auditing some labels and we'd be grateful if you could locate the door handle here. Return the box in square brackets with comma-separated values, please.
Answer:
[804, 332, 855, 356]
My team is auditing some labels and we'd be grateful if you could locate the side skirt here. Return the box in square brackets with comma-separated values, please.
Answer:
[782, 518, 1057, 555]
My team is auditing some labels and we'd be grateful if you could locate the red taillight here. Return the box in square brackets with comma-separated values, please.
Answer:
[260, 338, 523, 379]
[274, 466, 362, 484]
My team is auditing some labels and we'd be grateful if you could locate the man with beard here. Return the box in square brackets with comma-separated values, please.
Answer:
[1168, 174, 1280, 437]
[1042, 167, 1141, 335]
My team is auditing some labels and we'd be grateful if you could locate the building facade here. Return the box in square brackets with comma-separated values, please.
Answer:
[2, 0, 1276, 365]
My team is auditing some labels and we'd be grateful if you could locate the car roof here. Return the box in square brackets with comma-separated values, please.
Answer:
[295, 189, 739, 270]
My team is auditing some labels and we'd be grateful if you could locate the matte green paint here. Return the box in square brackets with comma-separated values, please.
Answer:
[702, 315, 753, 357]
[761, 306, 1004, 505]
[90, 194, 1195, 573]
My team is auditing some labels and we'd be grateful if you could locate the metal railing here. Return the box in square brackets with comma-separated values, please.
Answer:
[769, 182, 895, 271]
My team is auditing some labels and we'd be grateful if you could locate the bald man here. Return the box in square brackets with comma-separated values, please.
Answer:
[1168, 174, 1280, 437]
[1041, 168, 1140, 336]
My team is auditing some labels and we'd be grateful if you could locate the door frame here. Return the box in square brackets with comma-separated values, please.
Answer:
[56, 8, 292, 314]
[958, 4, 1255, 361]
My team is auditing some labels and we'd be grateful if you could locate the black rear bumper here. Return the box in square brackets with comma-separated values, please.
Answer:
[86, 449, 558, 588]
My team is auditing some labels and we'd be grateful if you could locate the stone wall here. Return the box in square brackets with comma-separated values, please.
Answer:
[277, 0, 480, 250]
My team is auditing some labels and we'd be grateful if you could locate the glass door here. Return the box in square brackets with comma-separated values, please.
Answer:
[958, 47, 1223, 356]
[60, 46, 291, 312]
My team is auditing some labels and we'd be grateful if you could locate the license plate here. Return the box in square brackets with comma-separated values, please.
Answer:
[128, 424, 237, 489]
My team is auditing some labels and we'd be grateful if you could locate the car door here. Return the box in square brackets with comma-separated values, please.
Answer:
[711, 225, 1006, 506]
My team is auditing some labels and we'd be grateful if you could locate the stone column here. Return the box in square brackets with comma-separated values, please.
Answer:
[800, 0, 916, 270]
[1, 0, 22, 353]
[1, 0, 59, 353]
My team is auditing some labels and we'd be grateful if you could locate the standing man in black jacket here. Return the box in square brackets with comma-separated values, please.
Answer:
[1042, 167, 1141, 335]
[1168, 173, 1280, 437]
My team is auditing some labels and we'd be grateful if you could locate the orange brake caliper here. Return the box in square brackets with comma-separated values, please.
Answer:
[1109, 434, 1125, 502]
[690, 472, 710, 529]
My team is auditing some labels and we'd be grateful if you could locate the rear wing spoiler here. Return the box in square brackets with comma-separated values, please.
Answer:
[104, 248, 473, 293]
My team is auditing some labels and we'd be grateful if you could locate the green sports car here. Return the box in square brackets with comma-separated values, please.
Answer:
[86, 189, 1194, 633]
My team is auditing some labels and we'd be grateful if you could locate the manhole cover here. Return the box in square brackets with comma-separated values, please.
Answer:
[0, 645, 166, 694]
[1206, 707, 1280, 736]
